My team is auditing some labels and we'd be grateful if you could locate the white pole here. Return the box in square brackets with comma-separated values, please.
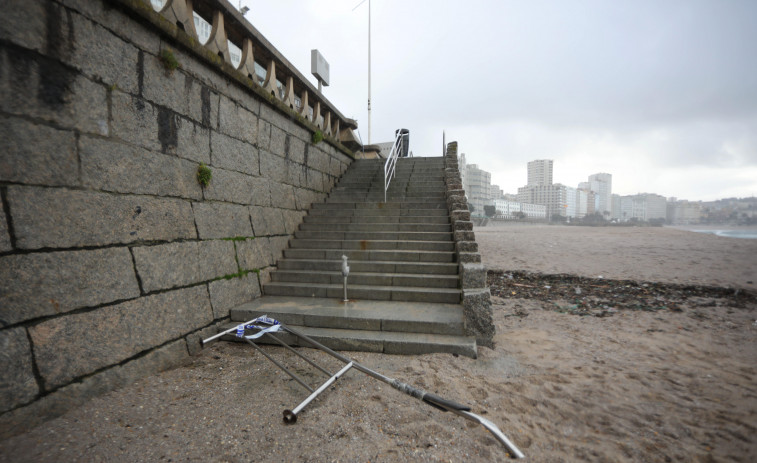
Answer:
[351, 0, 372, 144]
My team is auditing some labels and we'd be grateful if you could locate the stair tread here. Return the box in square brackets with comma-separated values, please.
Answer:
[264, 281, 460, 293]
[273, 269, 459, 279]
[219, 322, 476, 357]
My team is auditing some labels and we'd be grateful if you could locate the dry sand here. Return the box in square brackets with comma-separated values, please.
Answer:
[1, 224, 756, 462]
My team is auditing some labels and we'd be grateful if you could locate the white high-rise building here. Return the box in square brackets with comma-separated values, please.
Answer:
[465, 164, 492, 215]
[587, 173, 612, 216]
[527, 160, 553, 187]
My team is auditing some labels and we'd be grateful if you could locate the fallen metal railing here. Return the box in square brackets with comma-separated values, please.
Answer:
[202, 315, 525, 459]
[383, 131, 405, 203]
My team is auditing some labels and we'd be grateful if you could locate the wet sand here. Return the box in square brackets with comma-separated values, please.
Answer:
[1, 224, 755, 462]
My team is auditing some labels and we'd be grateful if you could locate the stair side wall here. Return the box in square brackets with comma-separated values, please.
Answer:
[443, 142, 495, 348]
[0, 0, 353, 437]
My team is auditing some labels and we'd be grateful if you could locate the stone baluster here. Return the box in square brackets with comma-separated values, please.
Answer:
[205, 10, 230, 63]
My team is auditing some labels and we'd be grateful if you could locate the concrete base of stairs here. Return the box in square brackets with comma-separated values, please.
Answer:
[222, 296, 477, 358]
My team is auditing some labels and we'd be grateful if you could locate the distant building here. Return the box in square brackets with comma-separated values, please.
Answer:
[587, 173, 612, 216]
[611, 194, 622, 220]
[576, 189, 589, 218]
[518, 183, 569, 218]
[465, 164, 492, 215]
[493, 200, 546, 219]
[619, 193, 667, 221]
[667, 199, 703, 224]
[527, 160, 553, 186]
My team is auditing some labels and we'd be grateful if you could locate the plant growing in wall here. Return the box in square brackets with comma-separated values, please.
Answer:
[311, 129, 323, 145]
[160, 48, 180, 73]
[197, 163, 212, 187]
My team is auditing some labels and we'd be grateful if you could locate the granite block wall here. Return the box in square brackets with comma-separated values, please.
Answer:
[0, 0, 353, 436]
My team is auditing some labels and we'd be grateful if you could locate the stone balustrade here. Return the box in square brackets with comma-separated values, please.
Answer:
[144, 0, 361, 151]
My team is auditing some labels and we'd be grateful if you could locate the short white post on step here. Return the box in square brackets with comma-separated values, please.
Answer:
[341, 255, 350, 302]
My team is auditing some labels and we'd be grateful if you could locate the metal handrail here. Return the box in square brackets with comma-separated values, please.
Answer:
[383, 132, 405, 202]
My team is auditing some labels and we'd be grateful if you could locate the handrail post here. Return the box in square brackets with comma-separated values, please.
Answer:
[383, 131, 403, 203]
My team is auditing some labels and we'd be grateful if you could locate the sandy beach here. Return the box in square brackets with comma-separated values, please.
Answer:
[1, 224, 755, 462]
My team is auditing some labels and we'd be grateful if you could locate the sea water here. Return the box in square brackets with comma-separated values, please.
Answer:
[691, 229, 757, 240]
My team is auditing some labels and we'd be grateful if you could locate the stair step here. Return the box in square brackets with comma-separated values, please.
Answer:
[263, 281, 461, 303]
[307, 208, 449, 217]
[288, 239, 454, 252]
[220, 323, 476, 357]
[271, 270, 459, 288]
[298, 223, 452, 233]
[313, 201, 447, 210]
[302, 215, 450, 224]
[283, 248, 456, 263]
[229, 296, 464, 335]
[276, 259, 459, 275]
[294, 232, 452, 242]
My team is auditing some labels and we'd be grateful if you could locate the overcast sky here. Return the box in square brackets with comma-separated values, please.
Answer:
[238, 0, 757, 201]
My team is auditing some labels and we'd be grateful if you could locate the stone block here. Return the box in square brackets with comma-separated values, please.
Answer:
[192, 201, 252, 239]
[0, 327, 39, 414]
[307, 148, 330, 174]
[177, 119, 211, 164]
[208, 272, 261, 319]
[287, 160, 305, 187]
[110, 92, 161, 152]
[142, 53, 211, 125]
[80, 135, 202, 199]
[454, 230, 476, 242]
[0, 206, 10, 252]
[132, 240, 237, 293]
[268, 235, 290, 263]
[462, 288, 494, 348]
[460, 262, 487, 288]
[448, 189, 466, 197]
[269, 181, 296, 209]
[0, 116, 78, 187]
[305, 168, 324, 192]
[70, 12, 139, 94]
[0, 337, 187, 440]
[8, 186, 196, 249]
[58, 0, 161, 53]
[257, 119, 271, 151]
[269, 126, 287, 157]
[202, 169, 271, 207]
[185, 325, 219, 356]
[260, 151, 288, 183]
[250, 206, 286, 236]
[451, 210, 471, 221]
[294, 188, 316, 211]
[0, 248, 140, 325]
[202, 168, 254, 204]
[282, 210, 304, 235]
[453, 220, 473, 231]
[456, 241, 479, 253]
[2, 50, 108, 136]
[30, 286, 212, 390]
[0, 0, 46, 52]
[288, 136, 306, 164]
[458, 252, 482, 264]
[236, 237, 273, 270]
[217, 94, 258, 144]
[211, 131, 259, 175]
[328, 156, 344, 177]
[258, 267, 273, 285]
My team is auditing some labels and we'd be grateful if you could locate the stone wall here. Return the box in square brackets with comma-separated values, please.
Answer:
[443, 142, 494, 348]
[0, 0, 354, 436]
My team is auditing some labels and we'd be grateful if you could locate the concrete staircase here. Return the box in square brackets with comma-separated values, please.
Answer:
[225, 157, 477, 357]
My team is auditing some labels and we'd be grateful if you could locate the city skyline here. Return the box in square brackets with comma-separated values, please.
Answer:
[235, 0, 756, 202]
